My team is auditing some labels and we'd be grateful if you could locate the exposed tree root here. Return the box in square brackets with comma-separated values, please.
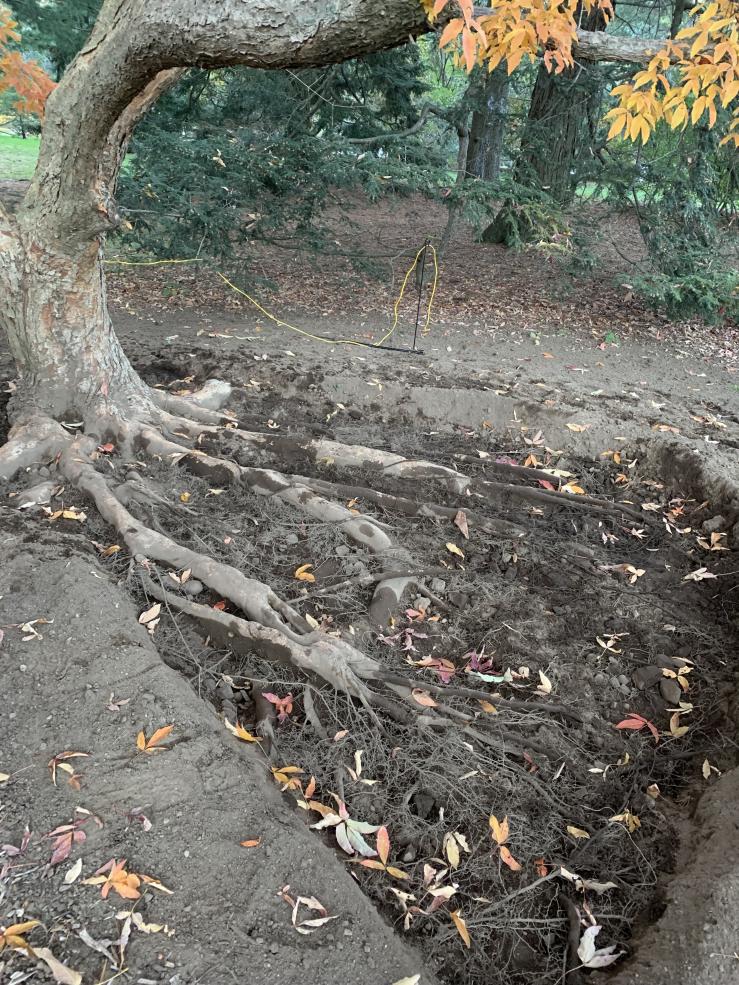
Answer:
[231, 430, 649, 523]
[0, 416, 69, 482]
[1, 397, 589, 765]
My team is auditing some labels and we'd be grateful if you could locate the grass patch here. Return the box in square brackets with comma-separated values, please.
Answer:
[0, 131, 40, 179]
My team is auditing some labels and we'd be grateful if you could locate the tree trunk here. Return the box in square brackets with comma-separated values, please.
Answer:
[482, 5, 607, 243]
[0, 229, 148, 423]
[465, 67, 509, 182]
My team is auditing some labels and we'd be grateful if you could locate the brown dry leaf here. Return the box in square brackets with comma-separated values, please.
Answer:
[489, 814, 509, 846]
[478, 700, 497, 714]
[453, 510, 469, 539]
[411, 688, 438, 708]
[294, 563, 316, 583]
[0, 919, 40, 955]
[240, 838, 262, 848]
[449, 909, 471, 948]
[499, 845, 522, 871]
[566, 825, 590, 840]
[136, 724, 174, 753]
[101, 544, 121, 557]
[652, 423, 680, 434]
[445, 542, 465, 559]
[542, 352, 554, 359]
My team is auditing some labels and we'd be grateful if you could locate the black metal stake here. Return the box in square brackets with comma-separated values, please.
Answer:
[411, 239, 429, 352]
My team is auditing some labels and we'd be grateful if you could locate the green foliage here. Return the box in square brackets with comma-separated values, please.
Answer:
[8, 0, 99, 76]
[117, 50, 452, 265]
[629, 262, 738, 323]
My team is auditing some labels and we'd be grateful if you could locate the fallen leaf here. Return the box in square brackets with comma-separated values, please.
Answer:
[224, 718, 261, 743]
[138, 603, 161, 625]
[537, 670, 553, 694]
[240, 838, 261, 848]
[391, 978, 421, 985]
[179, 491, 191, 503]
[566, 423, 589, 433]
[683, 567, 718, 582]
[450, 909, 471, 948]
[561, 482, 585, 495]
[64, 858, 83, 884]
[445, 542, 465, 559]
[566, 825, 590, 840]
[33, 947, 82, 985]
[411, 688, 438, 708]
[478, 700, 497, 714]
[577, 924, 624, 969]
[453, 511, 469, 539]
[489, 814, 509, 846]
[614, 713, 660, 743]
[499, 845, 522, 871]
[294, 563, 316, 583]
[136, 724, 174, 752]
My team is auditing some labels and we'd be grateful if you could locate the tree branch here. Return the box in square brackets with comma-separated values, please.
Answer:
[17, 0, 675, 248]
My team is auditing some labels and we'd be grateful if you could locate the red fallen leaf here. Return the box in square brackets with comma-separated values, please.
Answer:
[213, 600, 227, 611]
[614, 713, 659, 743]
[97, 442, 115, 453]
[537, 479, 556, 491]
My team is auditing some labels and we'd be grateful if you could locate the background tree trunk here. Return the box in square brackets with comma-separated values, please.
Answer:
[465, 66, 509, 182]
[482, 4, 608, 244]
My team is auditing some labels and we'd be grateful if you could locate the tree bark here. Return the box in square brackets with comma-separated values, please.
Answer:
[465, 66, 509, 182]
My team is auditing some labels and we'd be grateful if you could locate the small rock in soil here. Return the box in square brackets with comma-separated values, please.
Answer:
[430, 578, 446, 593]
[660, 678, 682, 706]
[702, 514, 726, 534]
[335, 545, 351, 556]
[633, 665, 664, 690]
[181, 579, 204, 596]
[285, 533, 299, 545]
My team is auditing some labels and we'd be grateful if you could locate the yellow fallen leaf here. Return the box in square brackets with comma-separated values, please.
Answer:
[478, 700, 497, 714]
[561, 482, 585, 495]
[224, 718, 261, 742]
[566, 825, 590, 839]
[294, 563, 316, 583]
[489, 814, 509, 846]
[445, 542, 465, 558]
[566, 423, 589, 433]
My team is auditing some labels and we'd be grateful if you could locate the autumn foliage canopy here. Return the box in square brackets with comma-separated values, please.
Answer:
[424, 0, 739, 147]
[0, 5, 55, 118]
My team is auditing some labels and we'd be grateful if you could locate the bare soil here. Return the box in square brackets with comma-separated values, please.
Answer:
[1, 195, 738, 985]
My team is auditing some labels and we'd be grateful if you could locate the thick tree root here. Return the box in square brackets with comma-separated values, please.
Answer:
[0, 416, 69, 482]
[232, 430, 648, 523]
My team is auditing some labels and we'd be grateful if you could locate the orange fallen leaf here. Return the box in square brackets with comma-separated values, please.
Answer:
[294, 563, 316, 583]
[499, 845, 522, 871]
[224, 719, 261, 743]
[411, 688, 438, 708]
[450, 909, 471, 947]
[240, 838, 262, 848]
[136, 724, 174, 753]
